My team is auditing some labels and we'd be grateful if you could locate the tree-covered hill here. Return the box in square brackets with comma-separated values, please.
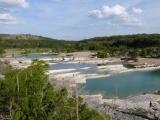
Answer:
[0, 34, 76, 52]
[1, 34, 160, 57]
[1, 34, 160, 49]
[80, 34, 160, 58]
[79, 34, 160, 50]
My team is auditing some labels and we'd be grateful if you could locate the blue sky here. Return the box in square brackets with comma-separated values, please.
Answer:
[0, 0, 160, 40]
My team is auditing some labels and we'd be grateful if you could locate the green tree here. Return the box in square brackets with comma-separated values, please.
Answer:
[0, 48, 5, 57]
[97, 51, 109, 58]
[0, 60, 108, 120]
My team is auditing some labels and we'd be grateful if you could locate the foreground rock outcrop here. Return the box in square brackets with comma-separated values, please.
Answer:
[82, 93, 160, 120]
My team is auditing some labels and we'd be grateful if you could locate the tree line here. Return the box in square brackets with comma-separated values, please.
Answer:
[1, 34, 160, 58]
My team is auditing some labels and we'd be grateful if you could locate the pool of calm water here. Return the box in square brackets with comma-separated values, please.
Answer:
[83, 70, 160, 98]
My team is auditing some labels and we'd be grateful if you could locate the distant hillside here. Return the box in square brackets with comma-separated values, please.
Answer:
[0, 34, 160, 54]
[0, 34, 76, 52]
[80, 34, 160, 50]
[0, 34, 49, 41]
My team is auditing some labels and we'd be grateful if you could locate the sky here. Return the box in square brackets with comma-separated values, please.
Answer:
[0, 0, 160, 40]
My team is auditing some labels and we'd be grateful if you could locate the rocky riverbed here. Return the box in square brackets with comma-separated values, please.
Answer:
[82, 92, 160, 120]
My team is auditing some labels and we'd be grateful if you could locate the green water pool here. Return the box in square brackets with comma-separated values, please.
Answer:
[83, 70, 160, 98]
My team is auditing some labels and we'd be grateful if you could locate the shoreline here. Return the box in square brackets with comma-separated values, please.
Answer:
[82, 92, 160, 120]
[50, 64, 160, 81]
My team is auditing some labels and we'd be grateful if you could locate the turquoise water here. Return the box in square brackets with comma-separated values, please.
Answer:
[83, 70, 160, 98]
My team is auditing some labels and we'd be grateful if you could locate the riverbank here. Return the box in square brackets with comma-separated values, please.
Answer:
[1, 56, 160, 85]
[82, 93, 160, 110]
[49, 62, 160, 83]
[98, 64, 160, 75]
[82, 92, 160, 120]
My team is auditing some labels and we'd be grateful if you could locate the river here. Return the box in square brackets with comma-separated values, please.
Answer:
[83, 70, 160, 98]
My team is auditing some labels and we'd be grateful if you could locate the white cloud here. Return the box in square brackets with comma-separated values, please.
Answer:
[0, 0, 29, 8]
[0, 0, 29, 24]
[133, 8, 143, 14]
[0, 13, 17, 24]
[89, 4, 143, 27]
[89, 4, 128, 19]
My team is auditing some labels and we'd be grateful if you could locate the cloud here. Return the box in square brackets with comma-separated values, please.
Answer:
[0, 0, 29, 8]
[0, 13, 17, 24]
[89, 4, 143, 27]
[89, 4, 128, 19]
[0, 0, 29, 24]
[133, 8, 143, 14]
